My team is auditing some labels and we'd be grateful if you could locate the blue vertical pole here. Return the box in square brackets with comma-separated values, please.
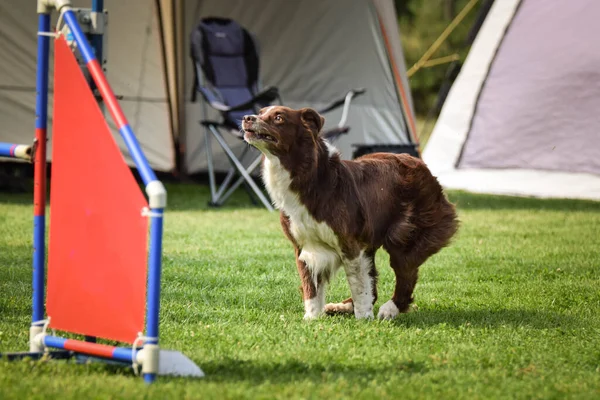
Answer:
[90, 0, 104, 85]
[32, 12, 50, 328]
[90, 0, 104, 64]
[144, 209, 164, 384]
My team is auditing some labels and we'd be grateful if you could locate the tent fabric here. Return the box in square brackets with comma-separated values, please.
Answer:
[423, 0, 600, 201]
[0, 0, 416, 176]
[371, 0, 418, 144]
[181, 0, 415, 174]
[458, 0, 600, 175]
[0, 0, 175, 171]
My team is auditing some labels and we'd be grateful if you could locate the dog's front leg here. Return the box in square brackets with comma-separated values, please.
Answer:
[343, 252, 375, 319]
[303, 280, 326, 321]
[295, 248, 326, 320]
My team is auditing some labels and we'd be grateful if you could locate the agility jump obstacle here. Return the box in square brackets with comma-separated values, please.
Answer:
[1, 0, 203, 383]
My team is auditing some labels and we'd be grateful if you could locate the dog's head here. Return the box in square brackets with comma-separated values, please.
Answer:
[241, 106, 324, 157]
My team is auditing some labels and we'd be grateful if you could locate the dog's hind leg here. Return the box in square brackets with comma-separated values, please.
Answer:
[377, 246, 421, 320]
[378, 201, 458, 320]
[324, 250, 377, 316]
[379, 223, 456, 319]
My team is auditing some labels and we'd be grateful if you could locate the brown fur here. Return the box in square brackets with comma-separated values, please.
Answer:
[242, 106, 459, 316]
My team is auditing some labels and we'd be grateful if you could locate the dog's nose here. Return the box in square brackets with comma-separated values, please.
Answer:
[243, 115, 257, 122]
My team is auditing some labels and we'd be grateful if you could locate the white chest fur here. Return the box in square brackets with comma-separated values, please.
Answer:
[262, 157, 343, 278]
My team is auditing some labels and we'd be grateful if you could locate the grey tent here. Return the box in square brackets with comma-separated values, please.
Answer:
[0, 0, 418, 176]
[423, 0, 600, 201]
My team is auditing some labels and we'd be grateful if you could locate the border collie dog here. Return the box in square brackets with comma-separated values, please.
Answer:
[242, 106, 458, 320]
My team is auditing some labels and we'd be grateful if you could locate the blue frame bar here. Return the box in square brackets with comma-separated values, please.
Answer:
[33, 12, 51, 326]
[0, 143, 31, 160]
[0, 142, 17, 158]
[144, 208, 164, 383]
[43, 335, 139, 364]
[118, 125, 158, 186]
[63, 10, 96, 64]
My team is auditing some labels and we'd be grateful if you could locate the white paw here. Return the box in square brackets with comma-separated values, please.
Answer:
[303, 312, 320, 320]
[377, 300, 400, 320]
[324, 302, 354, 314]
[354, 307, 374, 319]
[303, 298, 323, 320]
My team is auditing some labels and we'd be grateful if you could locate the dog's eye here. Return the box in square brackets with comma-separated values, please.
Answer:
[274, 115, 283, 122]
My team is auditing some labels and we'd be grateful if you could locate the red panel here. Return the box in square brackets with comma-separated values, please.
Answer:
[47, 37, 149, 344]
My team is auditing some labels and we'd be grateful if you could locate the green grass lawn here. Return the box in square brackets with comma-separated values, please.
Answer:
[1, 182, 599, 399]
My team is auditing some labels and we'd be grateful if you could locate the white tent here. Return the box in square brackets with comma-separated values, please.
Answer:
[0, 0, 418, 176]
[423, 0, 600, 201]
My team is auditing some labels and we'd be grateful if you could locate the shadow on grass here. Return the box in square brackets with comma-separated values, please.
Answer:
[389, 308, 581, 330]
[198, 357, 427, 384]
[448, 190, 600, 212]
[0, 356, 426, 384]
[0, 192, 33, 206]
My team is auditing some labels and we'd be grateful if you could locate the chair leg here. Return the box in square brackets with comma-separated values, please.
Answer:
[205, 126, 257, 208]
[213, 146, 259, 207]
[213, 147, 253, 205]
[232, 147, 257, 205]
[214, 166, 236, 202]
[204, 126, 218, 205]
[237, 147, 261, 206]
[218, 154, 263, 206]
[208, 126, 274, 212]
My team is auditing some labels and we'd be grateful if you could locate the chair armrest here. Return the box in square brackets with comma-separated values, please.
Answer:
[317, 88, 366, 115]
[318, 88, 366, 129]
[198, 86, 281, 113]
[321, 126, 350, 140]
[197, 86, 228, 111]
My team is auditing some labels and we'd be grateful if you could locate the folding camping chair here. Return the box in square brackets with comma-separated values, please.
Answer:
[190, 17, 365, 210]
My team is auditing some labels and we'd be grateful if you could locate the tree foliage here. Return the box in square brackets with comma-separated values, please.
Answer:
[396, 0, 487, 116]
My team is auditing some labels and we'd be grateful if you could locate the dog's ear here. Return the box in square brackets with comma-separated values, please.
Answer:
[300, 108, 324, 135]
